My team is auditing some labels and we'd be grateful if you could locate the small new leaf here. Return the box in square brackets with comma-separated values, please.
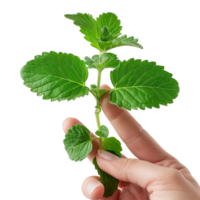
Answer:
[90, 84, 107, 99]
[97, 34, 145, 51]
[96, 11, 125, 41]
[83, 52, 120, 72]
[63, 124, 92, 161]
[101, 26, 112, 41]
[104, 137, 122, 157]
[95, 125, 109, 138]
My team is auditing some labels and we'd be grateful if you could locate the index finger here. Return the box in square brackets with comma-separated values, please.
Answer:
[100, 84, 175, 163]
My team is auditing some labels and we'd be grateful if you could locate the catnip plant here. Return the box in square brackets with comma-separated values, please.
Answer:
[20, 12, 180, 197]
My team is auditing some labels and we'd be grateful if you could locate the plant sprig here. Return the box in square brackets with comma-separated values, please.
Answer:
[20, 12, 180, 197]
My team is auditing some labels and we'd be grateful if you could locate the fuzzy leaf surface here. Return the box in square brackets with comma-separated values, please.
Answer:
[20, 52, 89, 101]
[98, 35, 143, 52]
[85, 53, 120, 69]
[110, 59, 180, 110]
[63, 124, 92, 161]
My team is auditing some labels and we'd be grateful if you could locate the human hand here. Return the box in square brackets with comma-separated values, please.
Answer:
[63, 85, 200, 200]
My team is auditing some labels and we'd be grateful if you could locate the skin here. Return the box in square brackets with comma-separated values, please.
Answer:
[63, 85, 200, 200]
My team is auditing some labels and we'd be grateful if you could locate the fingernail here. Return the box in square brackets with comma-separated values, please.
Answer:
[87, 182, 101, 196]
[98, 150, 119, 160]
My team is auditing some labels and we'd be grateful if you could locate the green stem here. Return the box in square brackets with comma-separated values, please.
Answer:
[93, 52, 104, 149]
[93, 53, 103, 131]
[99, 137, 104, 150]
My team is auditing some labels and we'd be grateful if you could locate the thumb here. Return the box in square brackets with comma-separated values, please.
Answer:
[97, 150, 179, 190]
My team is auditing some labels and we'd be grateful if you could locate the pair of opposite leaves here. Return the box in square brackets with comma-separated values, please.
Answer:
[64, 124, 121, 162]
[20, 51, 179, 110]
[63, 124, 122, 197]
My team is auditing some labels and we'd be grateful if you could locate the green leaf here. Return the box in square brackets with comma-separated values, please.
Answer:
[103, 137, 122, 157]
[98, 35, 143, 52]
[65, 12, 143, 52]
[100, 90, 110, 99]
[85, 53, 120, 69]
[96, 11, 145, 52]
[100, 26, 112, 41]
[65, 13, 101, 50]
[84, 56, 96, 69]
[89, 83, 111, 101]
[63, 124, 92, 161]
[90, 84, 107, 99]
[93, 157, 119, 197]
[110, 59, 180, 110]
[89, 73, 110, 99]
[97, 12, 122, 41]
[20, 52, 89, 102]
[95, 125, 109, 138]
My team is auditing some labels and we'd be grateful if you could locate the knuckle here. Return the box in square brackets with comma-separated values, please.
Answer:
[124, 159, 139, 181]
[168, 168, 182, 180]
